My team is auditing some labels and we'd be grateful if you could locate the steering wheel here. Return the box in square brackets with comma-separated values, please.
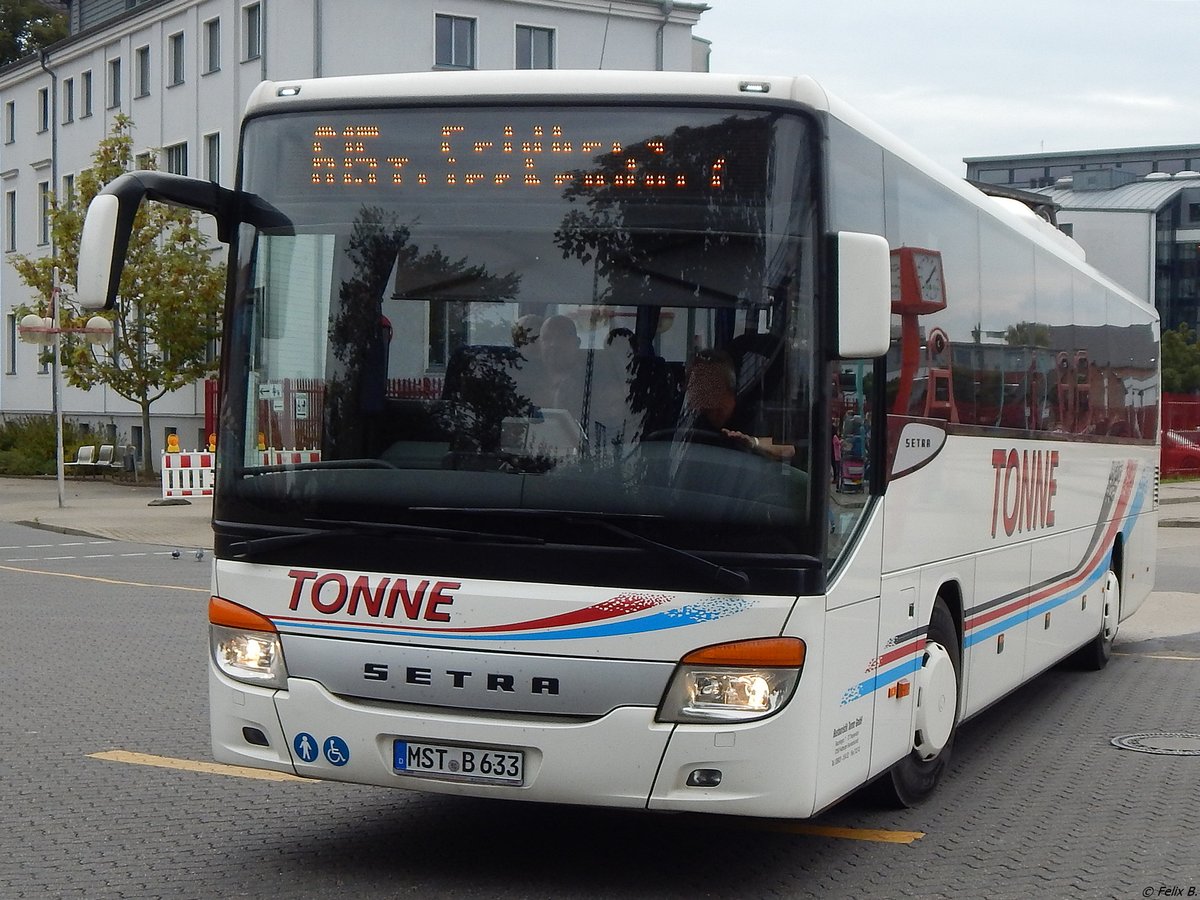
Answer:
[642, 427, 730, 447]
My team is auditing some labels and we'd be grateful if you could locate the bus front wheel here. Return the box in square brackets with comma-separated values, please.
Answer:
[886, 597, 961, 807]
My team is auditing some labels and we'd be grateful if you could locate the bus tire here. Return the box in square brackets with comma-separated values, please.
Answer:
[1074, 568, 1120, 671]
[886, 597, 961, 808]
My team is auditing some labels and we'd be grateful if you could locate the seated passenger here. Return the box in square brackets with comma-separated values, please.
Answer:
[521, 315, 586, 414]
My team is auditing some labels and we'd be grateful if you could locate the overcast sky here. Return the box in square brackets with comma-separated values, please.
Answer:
[694, 0, 1200, 176]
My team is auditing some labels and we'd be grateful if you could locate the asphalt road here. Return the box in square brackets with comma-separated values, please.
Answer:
[1, 520, 1198, 899]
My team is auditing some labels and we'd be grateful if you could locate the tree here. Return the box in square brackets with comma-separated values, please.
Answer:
[1004, 321, 1051, 348]
[1162, 323, 1200, 394]
[0, 1, 68, 66]
[10, 115, 225, 473]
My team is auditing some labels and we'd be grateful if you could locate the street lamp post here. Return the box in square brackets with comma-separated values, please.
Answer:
[18, 270, 114, 509]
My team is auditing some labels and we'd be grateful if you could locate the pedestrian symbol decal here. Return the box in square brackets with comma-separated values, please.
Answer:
[324, 736, 350, 766]
[293, 732, 318, 763]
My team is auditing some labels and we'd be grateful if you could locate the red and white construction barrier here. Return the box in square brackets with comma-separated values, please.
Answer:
[258, 449, 322, 466]
[161, 451, 215, 499]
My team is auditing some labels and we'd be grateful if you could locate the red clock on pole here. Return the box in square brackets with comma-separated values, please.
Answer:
[891, 247, 947, 416]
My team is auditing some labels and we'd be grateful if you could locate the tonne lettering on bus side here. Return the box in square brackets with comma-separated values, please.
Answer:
[989, 448, 1059, 538]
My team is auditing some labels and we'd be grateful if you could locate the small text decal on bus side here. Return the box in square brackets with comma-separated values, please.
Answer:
[287, 569, 459, 622]
[989, 448, 1059, 538]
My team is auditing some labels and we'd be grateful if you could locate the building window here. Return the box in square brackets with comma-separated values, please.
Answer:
[516, 25, 553, 69]
[135, 151, 153, 171]
[38, 182, 51, 246]
[107, 58, 122, 108]
[63, 77, 74, 123]
[204, 18, 221, 73]
[81, 70, 93, 117]
[37, 88, 49, 132]
[243, 3, 261, 61]
[435, 14, 475, 69]
[1189, 203, 1200, 223]
[165, 142, 188, 176]
[5, 190, 15, 251]
[169, 32, 185, 86]
[135, 46, 150, 97]
[204, 132, 220, 182]
[4, 101, 14, 144]
[62, 173, 75, 210]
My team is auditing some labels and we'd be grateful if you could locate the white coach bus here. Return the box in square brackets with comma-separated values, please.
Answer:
[76, 71, 1159, 817]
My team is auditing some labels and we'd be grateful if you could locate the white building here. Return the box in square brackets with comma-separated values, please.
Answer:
[0, 0, 710, 458]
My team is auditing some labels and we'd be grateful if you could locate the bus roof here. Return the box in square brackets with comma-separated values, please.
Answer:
[244, 70, 833, 118]
[243, 69, 1154, 319]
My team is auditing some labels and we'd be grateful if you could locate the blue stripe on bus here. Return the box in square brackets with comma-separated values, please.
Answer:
[963, 563, 1107, 649]
[842, 655, 924, 705]
[273, 602, 752, 642]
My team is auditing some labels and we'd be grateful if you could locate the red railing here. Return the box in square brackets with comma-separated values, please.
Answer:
[1162, 393, 1200, 477]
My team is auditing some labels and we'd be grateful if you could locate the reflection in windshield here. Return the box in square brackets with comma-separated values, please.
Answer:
[225, 105, 818, 558]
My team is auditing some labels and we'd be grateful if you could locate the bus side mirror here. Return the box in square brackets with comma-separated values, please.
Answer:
[835, 231, 891, 359]
[77, 193, 126, 311]
[76, 171, 247, 310]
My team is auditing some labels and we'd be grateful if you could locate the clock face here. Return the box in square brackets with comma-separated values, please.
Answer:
[914, 252, 944, 304]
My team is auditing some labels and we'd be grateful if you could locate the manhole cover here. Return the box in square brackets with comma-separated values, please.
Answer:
[1110, 732, 1200, 756]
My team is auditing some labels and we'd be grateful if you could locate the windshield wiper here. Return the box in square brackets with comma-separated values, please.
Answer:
[567, 517, 750, 592]
[224, 518, 544, 559]
[412, 506, 749, 590]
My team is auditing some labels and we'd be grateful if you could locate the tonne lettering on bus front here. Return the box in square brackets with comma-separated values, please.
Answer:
[989, 448, 1059, 538]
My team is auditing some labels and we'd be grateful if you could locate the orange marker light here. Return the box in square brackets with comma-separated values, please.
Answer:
[209, 596, 277, 633]
[681, 637, 806, 668]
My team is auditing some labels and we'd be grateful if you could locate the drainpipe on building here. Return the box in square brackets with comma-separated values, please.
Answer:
[313, 0, 323, 77]
[656, 0, 674, 71]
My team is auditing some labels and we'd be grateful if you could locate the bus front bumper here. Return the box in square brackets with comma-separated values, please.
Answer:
[210, 666, 815, 817]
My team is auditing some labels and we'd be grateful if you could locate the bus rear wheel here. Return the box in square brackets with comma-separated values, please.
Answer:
[886, 597, 961, 807]
[1073, 568, 1120, 670]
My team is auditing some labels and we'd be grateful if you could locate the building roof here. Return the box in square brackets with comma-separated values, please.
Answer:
[1036, 176, 1200, 212]
[965, 143, 1200, 165]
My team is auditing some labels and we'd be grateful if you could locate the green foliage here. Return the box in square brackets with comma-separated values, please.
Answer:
[9, 115, 225, 472]
[1004, 321, 1051, 348]
[0, 0, 68, 66]
[1161, 323, 1200, 394]
[0, 415, 89, 475]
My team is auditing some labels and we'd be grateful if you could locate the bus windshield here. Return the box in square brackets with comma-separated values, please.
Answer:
[219, 105, 820, 571]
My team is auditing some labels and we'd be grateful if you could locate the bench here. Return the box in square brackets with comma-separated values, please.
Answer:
[63, 445, 98, 477]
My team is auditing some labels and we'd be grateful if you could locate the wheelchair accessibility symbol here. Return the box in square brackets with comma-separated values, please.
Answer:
[323, 736, 350, 766]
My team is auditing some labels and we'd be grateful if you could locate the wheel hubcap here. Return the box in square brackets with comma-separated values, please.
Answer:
[913, 641, 957, 760]
[1101, 571, 1120, 642]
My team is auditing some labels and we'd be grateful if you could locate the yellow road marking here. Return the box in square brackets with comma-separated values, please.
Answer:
[89, 750, 310, 783]
[1114, 651, 1200, 661]
[735, 818, 924, 844]
[0, 563, 207, 593]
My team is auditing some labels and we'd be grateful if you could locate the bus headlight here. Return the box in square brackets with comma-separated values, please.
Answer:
[657, 637, 804, 724]
[208, 597, 288, 690]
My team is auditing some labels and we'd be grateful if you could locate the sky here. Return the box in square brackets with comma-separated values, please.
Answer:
[692, 0, 1200, 176]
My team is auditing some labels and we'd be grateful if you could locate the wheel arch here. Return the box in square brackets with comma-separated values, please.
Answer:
[1109, 533, 1125, 585]
[932, 578, 964, 649]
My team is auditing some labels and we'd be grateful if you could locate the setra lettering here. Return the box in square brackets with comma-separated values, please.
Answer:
[989, 448, 1058, 538]
[287, 568, 460, 621]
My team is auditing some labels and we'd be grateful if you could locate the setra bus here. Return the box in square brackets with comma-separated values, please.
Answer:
[76, 70, 1159, 817]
